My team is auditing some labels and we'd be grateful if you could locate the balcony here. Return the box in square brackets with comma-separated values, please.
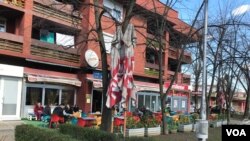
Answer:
[33, 1, 81, 28]
[168, 47, 178, 59]
[144, 62, 165, 77]
[182, 74, 191, 85]
[181, 52, 192, 64]
[146, 33, 166, 49]
[30, 39, 80, 64]
[166, 70, 175, 82]
[1, 0, 25, 8]
[0, 32, 23, 53]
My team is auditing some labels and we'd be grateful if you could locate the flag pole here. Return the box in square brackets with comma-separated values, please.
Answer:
[123, 101, 127, 138]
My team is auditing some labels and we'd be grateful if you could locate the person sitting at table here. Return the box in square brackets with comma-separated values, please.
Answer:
[63, 104, 73, 122]
[72, 108, 81, 118]
[42, 104, 51, 122]
[34, 102, 43, 121]
[53, 104, 65, 123]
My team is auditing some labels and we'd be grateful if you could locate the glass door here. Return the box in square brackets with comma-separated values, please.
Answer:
[0, 77, 21, 120]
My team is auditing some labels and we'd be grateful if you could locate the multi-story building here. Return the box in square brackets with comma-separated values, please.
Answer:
[0, 0, 193, 120]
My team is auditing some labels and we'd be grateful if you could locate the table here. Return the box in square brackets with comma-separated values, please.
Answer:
[83, 117, 96, 127]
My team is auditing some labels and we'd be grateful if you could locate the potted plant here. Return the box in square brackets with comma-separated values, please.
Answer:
[168, 117, 179, 134]
[144, 116, 161, 136]
[125, 115, 145, 137]
[178, 115, 193, 132]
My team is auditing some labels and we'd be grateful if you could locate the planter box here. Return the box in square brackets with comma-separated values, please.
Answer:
[145, 126, 161, 136]
[223, 120, 227, 125]
[210, 121, 222, 128]
[126, 128, 145, 137]
[170, 129, 178, 134]
[178, 124, 193, 132]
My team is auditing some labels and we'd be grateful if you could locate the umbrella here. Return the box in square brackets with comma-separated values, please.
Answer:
[106, 23, 137, 109]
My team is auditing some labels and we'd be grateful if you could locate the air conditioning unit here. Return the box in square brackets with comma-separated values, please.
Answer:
[0, 17, 6, 32]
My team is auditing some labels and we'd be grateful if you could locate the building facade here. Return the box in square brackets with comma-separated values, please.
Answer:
[0, 0, 193, 120]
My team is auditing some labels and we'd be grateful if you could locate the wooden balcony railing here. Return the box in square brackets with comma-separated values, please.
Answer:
[33, 2, 81, 26]
[0, 32, 23, 53]
[1, 0, 25, 8]
[30, 39, 80, 64]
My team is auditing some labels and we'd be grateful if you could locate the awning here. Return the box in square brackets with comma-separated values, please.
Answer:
[27, 74, 82, 87]
[86, 77, 162, 91]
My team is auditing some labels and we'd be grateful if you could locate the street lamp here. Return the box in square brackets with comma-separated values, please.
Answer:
[196, 0, 209, 141]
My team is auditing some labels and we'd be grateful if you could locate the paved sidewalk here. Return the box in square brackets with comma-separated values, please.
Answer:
[0, 121, 23, 141]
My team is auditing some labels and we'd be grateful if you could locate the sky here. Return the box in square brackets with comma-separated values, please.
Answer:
[160, 0, 250, 24]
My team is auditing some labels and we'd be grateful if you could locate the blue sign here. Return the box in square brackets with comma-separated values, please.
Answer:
[93, 71, 102, 79]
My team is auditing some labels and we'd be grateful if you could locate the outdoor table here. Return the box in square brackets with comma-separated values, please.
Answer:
[82, 117, 96, 127]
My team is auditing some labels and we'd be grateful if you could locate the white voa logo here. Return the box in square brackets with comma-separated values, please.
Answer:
[226, 129, 246, 136]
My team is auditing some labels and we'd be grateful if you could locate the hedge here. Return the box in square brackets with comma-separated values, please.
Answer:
[59, 124, 117, 141]
[15, 124, 79, 141]
[59, 124, 157, 141]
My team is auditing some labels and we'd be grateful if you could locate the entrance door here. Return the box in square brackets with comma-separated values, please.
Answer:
[92, 90, 102, 113]
[0, 77, 21, 120]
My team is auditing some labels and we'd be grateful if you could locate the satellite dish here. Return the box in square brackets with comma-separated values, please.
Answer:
[85, 49, 99, 68]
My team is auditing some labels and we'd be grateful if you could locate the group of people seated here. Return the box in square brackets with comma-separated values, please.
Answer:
[34, 102, 81, 123]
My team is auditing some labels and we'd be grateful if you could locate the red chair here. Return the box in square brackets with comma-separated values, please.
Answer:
[77, 118, 86, 127]
[49, 114, 60, 128]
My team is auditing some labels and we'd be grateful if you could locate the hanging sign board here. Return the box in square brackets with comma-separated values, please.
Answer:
[85, 49, 99, 68]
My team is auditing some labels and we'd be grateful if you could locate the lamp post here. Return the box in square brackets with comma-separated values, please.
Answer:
[196, 0, 209, 140]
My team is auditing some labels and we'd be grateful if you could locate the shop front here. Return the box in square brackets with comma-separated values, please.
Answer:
[0, 64, 23, 120]
[21, 67, 81, 118]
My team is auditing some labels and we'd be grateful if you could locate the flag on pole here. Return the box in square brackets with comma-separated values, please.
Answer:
[106, 23, 137, 108]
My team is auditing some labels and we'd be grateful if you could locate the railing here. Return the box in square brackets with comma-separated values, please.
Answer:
[182, 74, 191, 84]
[168, 47, 178, 58]
[166, 70, 175, 81]
[33, 2, 81, 26]
[1, 0, 24, 8]
[30, 39, 80, 64]
[146, 33, 166, 48]
[0, 32, 23, 53]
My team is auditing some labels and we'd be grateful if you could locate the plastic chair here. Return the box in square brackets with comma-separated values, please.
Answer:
[49, 114, 60, 128]
[77, 118, 86, 127]
[71, 117, 78, 125]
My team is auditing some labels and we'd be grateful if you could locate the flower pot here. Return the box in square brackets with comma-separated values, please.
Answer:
[170, 129, 178, 134]
[125, 128, 145, 137]
[178, 124, 193, 132]
[210, 121, 222, 128]
[145, 126, 161, 136]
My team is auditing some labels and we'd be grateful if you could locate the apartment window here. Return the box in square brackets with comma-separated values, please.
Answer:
[146, 48, 158, 64]
[103, 32, 113, 53]
[103, 0, 123, 21]
[0, 17, 6, 32]
[40, 29, 55, 44]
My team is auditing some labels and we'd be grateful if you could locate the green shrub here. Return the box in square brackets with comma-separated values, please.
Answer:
[124, 136, 157, 141]
[15, 124, 78, 141]
[59, 124, 117, 141]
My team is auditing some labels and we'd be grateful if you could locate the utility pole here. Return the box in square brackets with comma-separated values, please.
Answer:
[196, 0, 209, 140]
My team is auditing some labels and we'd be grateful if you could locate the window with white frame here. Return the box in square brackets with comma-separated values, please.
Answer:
[0, 17, 6, 32]
[103, 32, 114, 53]
[103, 0, 123, 21]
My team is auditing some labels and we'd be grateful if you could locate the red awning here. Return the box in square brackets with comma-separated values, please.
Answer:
[27, 74, 81, 87]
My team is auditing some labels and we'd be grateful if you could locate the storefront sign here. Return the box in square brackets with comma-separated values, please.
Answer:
[0, 64, 23, 77]
[93, 71, 102, 79]
[85, 49, 99, 68]
[164, 82, 189, 90]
